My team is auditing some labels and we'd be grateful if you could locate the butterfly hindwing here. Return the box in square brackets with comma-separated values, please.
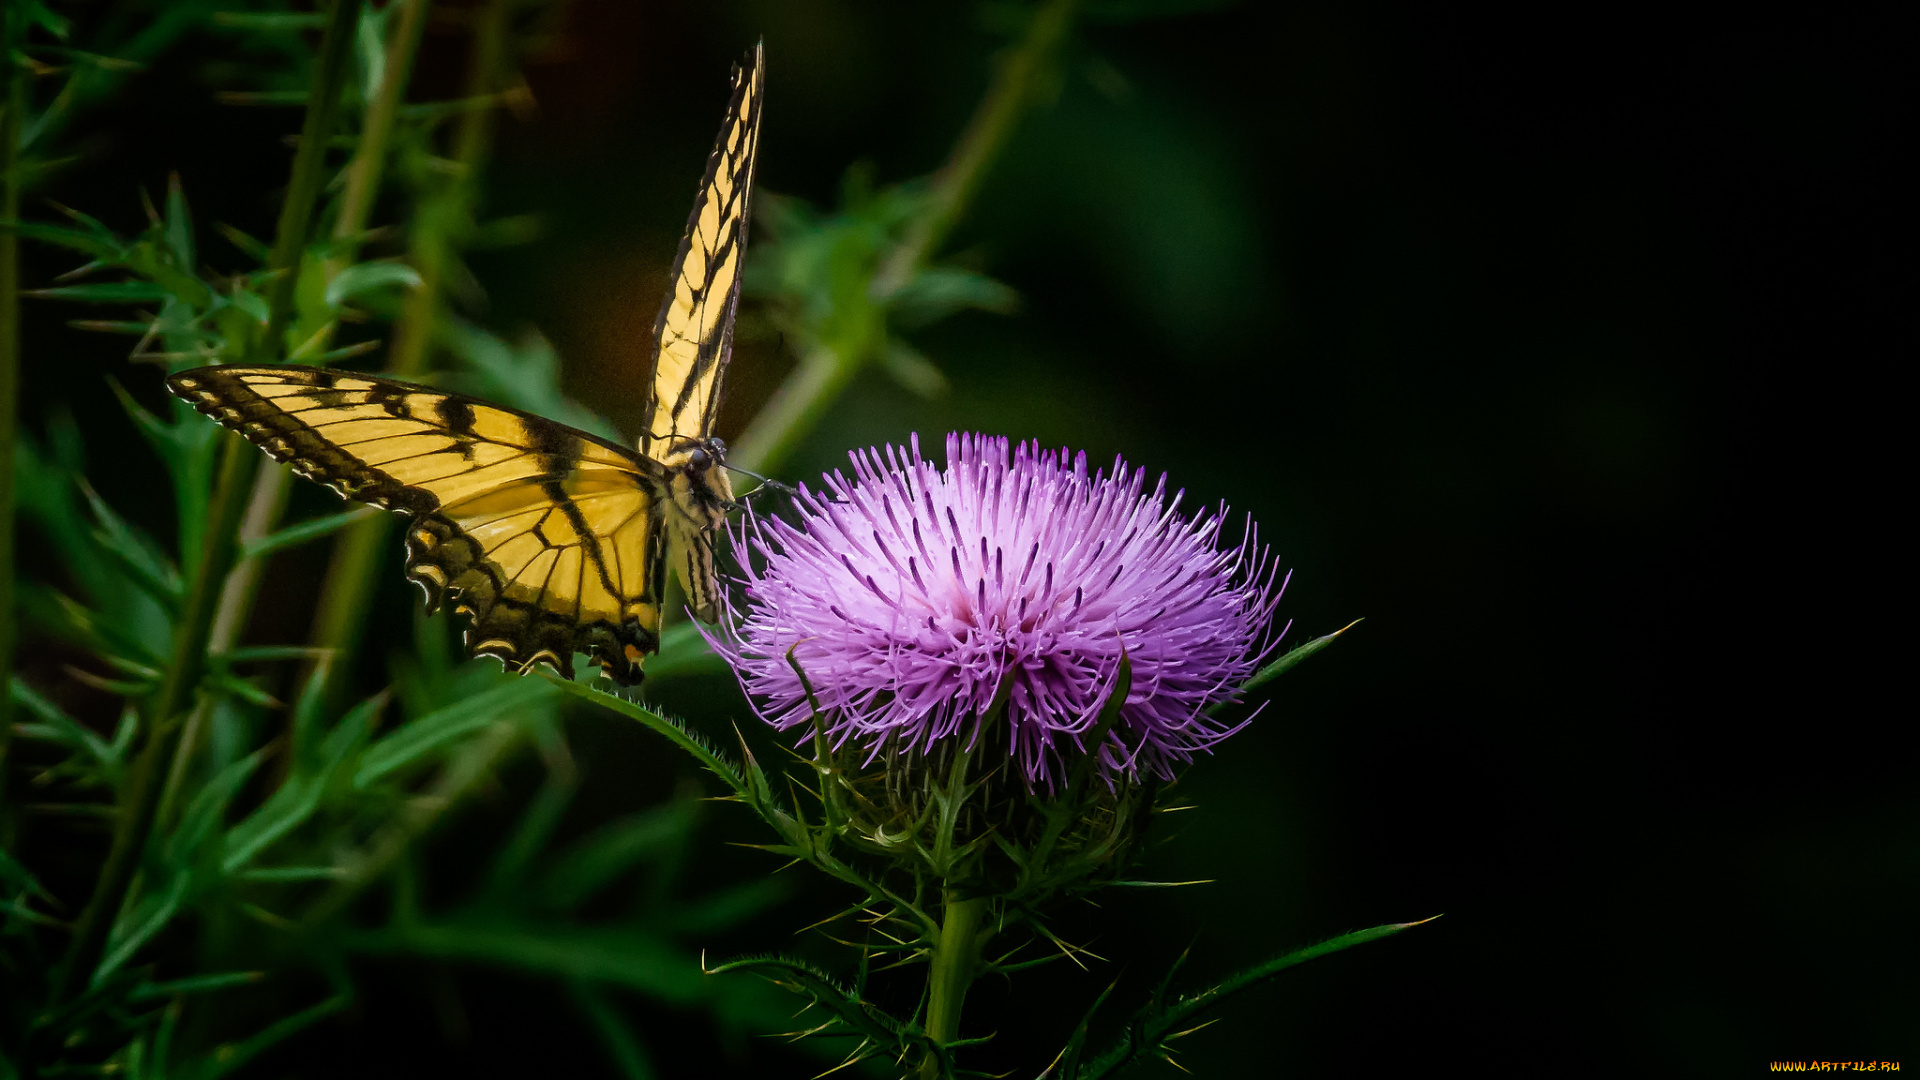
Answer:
[167, 365, 669, 682]
[639, 41, 763, 459]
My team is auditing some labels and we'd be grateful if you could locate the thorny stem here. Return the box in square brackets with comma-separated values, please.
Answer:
[730, 0, 1081, 476]
[307, 0, 507, 711]
[0, 7, 25, 831]
[920, 891, 986, 1079]
[52, 0, 365, 1006]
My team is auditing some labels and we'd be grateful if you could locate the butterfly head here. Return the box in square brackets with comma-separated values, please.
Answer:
[683, 436, 726, 472]
[662, 435, 734, 516]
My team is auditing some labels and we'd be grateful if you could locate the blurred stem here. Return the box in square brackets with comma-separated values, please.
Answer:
[169, 0, 433, 820]
[920, 891, 986, 1079]
[874, 0, 1078, 297]
[308, 0, 508, 710]
[0, 12, 23, 829]
[153, 469, 290, 832]
[383, 0, 505, 380]
[53, 3, 366, 1004]
[325, 0, 431, 280]
[732, 0, 1080, 475]
[261, 0, 366, 353]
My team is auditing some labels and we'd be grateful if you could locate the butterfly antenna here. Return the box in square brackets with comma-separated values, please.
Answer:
[724, 464, 848, 509]
[725, 461, 793, 493]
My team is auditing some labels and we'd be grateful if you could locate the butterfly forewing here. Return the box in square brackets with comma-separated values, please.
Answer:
[168, 366, 669, 682]
[638, 42, 763, 461]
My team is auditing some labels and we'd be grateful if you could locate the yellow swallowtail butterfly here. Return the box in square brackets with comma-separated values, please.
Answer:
[167, 44, 764, 684]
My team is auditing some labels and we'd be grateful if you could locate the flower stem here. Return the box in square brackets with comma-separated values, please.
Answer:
[731, 0, 1081, 476]
[920, 890, 986, 1079]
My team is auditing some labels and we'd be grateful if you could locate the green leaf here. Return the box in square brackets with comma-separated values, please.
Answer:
[660, 878, 789, 936]
[2, 219, 122, 259]
[166, 749, 270, 869]
[94, 871, 190, 987]
[164, 174, 195, 269]
[0, 846, 57, 904]
[1210, 618, 1360, 714]
[235, 866, 348, 883]
[66, 318, 156, 335]
[78, 480, 183, 605]
[129, 971, 265, 1002]
[209, 12, 330, 31]
[349, 921, 707, 1005]
[17, 583, 162, 668]
[705, 954, 922, 1055]
[0, 896, 70, 930]
[20, 0, 73, 39]
[27, 281, 172, 303]
[174, 992, 351, 1080]
[1043, 977, 1121, 1080]
[570, 981, 658, 1080]
[482, 775, 575, 893]
[200, 672, 280, 710]
[214, 645, 333, 666]
[215, 222, 272, 263]
[1069, 917, 1437, 1079]
[224, 693, 383, 873]
[892, 265, 1018, 326]
[540, 801, 696, 912]
[9, 678, 119, 768]
[107, 377, 189, 476]
[241, 507, 379, 561]
[353, 677, 555, 789]
[324, 260, 420, 309]
[879, 338, 950, 398]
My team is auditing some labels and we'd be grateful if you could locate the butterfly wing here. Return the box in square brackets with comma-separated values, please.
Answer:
[637, 41, 764, 462]
[168, 365, 669, 682]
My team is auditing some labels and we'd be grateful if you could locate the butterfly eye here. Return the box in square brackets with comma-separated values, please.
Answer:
[687, 446, 711, 469]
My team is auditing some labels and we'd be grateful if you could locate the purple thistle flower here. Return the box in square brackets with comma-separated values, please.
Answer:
[710, 433, 1288, 791]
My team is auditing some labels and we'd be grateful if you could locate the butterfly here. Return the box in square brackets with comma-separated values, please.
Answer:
[167, 43, 764, 685]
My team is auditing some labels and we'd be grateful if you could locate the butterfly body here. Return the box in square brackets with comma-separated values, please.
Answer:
[653, 435, 734, 624]
[165, 44, 764, 685]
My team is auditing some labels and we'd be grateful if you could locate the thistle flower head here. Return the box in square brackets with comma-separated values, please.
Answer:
[712, 434, 1286, 792]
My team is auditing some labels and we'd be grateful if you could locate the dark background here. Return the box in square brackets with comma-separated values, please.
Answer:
[16, 0, 1908, 1075]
